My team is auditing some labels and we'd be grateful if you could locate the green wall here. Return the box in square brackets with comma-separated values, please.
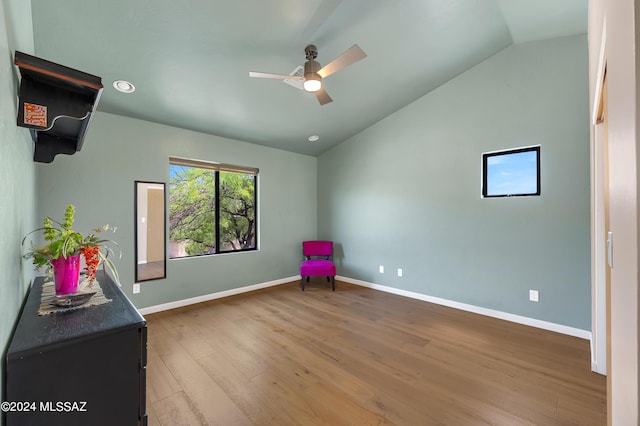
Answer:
[317, 35, 591, 330]
[36, 112, 317, 309]
[0, 0, 36, 412]
[0, 7, 591, 421]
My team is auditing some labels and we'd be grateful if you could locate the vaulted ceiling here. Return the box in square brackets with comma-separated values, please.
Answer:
[29, 0, 587, 156]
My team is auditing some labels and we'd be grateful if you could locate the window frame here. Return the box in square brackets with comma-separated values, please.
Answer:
[169, 157, 258, 259]
[481, 145, 541, 198]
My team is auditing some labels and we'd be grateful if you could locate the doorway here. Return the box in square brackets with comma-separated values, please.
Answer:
[591, 49, 609, 423]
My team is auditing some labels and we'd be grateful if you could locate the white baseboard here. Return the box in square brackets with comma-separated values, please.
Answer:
[138, 276, 299, 315]
[337, 275, 592, 341]
[138, 274, 591, 341]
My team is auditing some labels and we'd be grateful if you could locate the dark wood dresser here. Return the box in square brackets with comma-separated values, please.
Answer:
[5, 275, 147, 425]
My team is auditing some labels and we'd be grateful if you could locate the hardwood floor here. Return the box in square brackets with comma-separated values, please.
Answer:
[145, 280, 606, 425]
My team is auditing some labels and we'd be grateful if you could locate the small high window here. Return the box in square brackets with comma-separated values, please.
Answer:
[482, 146, 540, 198]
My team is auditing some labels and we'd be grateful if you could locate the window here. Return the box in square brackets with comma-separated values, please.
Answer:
[482, 146, 540, 198]
[169, 157, 257, 258]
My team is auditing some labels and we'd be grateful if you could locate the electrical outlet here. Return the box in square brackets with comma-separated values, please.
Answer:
[529, 290, 539, 302]
[133, 284, 140, 294]
[379, 265, 384, 274]
[397, 268, 403, 277]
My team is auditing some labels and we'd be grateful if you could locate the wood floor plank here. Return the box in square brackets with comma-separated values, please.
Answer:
[147, 350, 182, 404]
[231, 314, 404, 424]
[145, 398, 162, 426]
[145, 281, 605, 425]
[155, 330, 252, 425]
[153, 391, 207, 426]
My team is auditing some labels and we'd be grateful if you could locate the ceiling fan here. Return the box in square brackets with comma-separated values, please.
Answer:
[249, 44, 367, 105]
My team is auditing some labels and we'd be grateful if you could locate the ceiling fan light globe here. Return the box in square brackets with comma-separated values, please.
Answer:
[304, 79, 322, 92]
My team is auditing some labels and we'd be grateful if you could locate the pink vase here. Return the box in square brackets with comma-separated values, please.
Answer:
[51, 255, 81, 295]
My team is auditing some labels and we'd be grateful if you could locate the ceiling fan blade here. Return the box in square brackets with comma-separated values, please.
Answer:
[315, 87, 333, 105]
[317, 44, 367, 79]
[249, 71, 303, 80]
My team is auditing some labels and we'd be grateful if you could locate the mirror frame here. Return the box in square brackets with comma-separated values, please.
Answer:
[134, 180, 167, 282]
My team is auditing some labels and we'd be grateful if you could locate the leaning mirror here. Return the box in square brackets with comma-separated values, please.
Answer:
[135, 181, 166, 282]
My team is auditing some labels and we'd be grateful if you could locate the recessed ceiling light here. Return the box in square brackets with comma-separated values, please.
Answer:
[308, 135, 320, 142]
[113, 80, 135, 93]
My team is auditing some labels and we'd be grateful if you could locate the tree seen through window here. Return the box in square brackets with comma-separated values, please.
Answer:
[169, 162, 256, 258]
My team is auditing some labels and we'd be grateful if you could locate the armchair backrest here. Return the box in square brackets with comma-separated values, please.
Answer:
[302, 240, 333, 258]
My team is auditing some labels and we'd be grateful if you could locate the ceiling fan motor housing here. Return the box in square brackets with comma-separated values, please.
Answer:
[304, 59, 321, 76]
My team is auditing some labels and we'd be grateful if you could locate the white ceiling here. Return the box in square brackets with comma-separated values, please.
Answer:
[29, 0, 587, 156]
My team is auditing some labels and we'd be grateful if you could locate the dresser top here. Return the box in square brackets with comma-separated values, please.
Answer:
[7, 275, 145, 359]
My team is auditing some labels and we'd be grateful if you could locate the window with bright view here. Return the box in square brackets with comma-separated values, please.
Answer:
[482, 146, 540, 198]
[169, 157, 257, 259]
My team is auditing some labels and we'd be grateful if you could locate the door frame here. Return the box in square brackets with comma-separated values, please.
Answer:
[590, 19, 607, 377]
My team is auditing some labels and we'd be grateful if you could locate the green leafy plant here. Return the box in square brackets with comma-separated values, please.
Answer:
[22, 204, 121, 285]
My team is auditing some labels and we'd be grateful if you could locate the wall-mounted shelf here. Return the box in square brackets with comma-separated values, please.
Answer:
[14, 51, 103, 163]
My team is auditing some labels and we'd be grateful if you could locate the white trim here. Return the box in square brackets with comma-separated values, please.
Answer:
[138, 274, 592, 341]
[589, 19, 608, 376]
[138, 276, 299, 315]
[337, 275, 592, 340]
[591, 121, 608, 375]
[591, 339, 599, 372]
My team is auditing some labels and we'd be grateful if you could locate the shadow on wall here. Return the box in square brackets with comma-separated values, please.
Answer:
[333, 242, 345, 269]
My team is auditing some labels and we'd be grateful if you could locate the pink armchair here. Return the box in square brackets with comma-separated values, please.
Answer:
[300, 240, 336, 291]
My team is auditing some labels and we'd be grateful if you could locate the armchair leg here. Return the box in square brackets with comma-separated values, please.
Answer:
[331, 276, 335, 291]
[301, 276, 305, 291]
